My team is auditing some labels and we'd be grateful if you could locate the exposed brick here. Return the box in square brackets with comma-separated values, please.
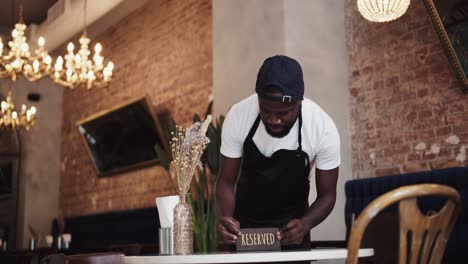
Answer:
[385, 76, 400, 90]
[435, 126, 452, 137]
[422, 152, 437, 160]
[59, 0, 212, 217]
[430, 159, 461, 170]
[453, 124, 468, 134]
[375, 167, 401, 177]
[366, 141, 377, 149]
[403, 162, 429, 173]
[350, 87, 359, 97]
[388, 96, 402, 104]
[417, 88, 429, 98]
[384, 144, 411, 158]
[415, 47, 428, 64]
[418, 109, 433, 119]
[392, 154, 406, 165]
[346, 0, 468, 178]
[449, 102, 466, 113]
[407, 152, 423, 161]
[405, 111, 417, 123]
[390, 136, 403, 145]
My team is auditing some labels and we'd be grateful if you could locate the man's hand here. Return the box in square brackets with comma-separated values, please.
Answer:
[217, 216, 241, 245]
[276, 218, 308, 245]
[276, 168, 338, 246]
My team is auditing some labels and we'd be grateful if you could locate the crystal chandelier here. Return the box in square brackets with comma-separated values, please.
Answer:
[0, 91, 37, 130]
[357, 0, 411, 22]
[52, 0, 114, 89]
[0, 1, 52, 82]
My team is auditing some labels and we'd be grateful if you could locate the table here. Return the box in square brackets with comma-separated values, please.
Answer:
[123, 248, 374, 263]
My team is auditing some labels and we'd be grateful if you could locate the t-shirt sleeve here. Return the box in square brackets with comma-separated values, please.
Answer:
[220, 107, 243, 158]
[315, 121, 341, 170]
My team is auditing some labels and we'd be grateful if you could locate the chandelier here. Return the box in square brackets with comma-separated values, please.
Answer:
[357, 0, 411, 22]
[52, 0, 114, 89]
[0, 91, 37, 130]
[0, 1, 52, 82]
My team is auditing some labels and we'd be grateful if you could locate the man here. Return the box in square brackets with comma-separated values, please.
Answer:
[216, 55, 340, 250]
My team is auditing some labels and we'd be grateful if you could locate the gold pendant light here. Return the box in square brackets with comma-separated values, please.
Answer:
[357, 0, 411, 22]
[0, 0, 52, 82]
[52, 0, 114, 89]
[0, 91, 37, 130]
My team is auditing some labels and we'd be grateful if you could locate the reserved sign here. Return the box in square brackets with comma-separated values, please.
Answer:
[236, 228, 281, 252]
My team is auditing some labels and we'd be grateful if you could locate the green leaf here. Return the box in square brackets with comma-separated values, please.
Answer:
[205, 100, 213, 117]
[154, 144, 170, 171]
[193, 114, 201, 123]
[156, 110, 224, 253]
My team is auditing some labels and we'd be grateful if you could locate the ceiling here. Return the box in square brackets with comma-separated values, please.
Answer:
[0, 0, 58, 36]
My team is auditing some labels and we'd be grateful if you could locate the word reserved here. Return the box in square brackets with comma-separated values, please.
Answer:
[236, 228, 281, 252]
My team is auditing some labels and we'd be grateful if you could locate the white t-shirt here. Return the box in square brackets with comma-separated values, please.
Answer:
[220, 94, 340, 170]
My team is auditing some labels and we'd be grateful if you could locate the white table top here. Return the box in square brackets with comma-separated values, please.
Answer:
[123, 248, 374, 264]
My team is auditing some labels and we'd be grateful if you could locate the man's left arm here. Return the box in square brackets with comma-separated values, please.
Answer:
[279, 167, 339, 245]
[279, 113, 340, 245]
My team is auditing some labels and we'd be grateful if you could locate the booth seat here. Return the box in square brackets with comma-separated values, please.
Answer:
[52, 207, 160, 254]
[344, 166, 468, 263]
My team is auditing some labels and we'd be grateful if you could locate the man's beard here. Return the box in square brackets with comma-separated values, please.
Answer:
[264, 120, 296, 138]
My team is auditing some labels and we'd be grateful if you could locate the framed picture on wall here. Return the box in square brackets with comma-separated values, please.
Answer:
[424, 0, 468, 93]
[77, 95, 170, 177]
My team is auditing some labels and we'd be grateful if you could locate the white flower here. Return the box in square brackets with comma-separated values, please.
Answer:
[415, 142, 427, 151]
[369, 152, 376, 165]
[456, 146, 466, 164]
[430, 143, 440, 155]
[460, 145, 466, 155]
[199, 115, 212, 136]
[445, 135, 460, 145]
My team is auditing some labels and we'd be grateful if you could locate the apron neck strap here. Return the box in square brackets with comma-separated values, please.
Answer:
[247, 115, 262, 141]
[297, 109, 303, 152]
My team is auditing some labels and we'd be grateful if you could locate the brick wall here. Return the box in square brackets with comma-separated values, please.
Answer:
[60, 0, 212, 217]
[346, 0, 468, 178]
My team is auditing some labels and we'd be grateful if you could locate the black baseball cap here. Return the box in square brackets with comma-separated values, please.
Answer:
[255, 55, 304, 103]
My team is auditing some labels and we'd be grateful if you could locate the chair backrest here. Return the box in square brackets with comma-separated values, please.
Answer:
[347, 184, 461, 264]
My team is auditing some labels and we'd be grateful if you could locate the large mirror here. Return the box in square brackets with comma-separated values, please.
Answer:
[77, 95, 169, 177]
[424, 0, 468, 93]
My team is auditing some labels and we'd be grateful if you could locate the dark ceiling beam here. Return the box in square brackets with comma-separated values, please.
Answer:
[0, 0, 58, 29]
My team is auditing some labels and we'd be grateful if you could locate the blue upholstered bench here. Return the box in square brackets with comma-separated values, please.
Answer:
[345, 166, 468, 263]
[52, 207, 160, 254]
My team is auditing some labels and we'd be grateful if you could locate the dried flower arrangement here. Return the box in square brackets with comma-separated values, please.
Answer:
[170, 115, 212, 197]
[169, 115, 212, 255]
[155, 111, 223, 253]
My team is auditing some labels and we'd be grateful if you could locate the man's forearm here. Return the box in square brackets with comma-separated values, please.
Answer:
[216, 180, 236, 217]
[300, 194, 336, 231]
[216, 155, 241, 218]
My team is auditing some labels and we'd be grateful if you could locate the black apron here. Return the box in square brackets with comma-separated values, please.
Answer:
[234, 111, 311, 251]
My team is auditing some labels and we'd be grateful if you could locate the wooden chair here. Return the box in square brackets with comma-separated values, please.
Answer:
[347, 184, 461, 264]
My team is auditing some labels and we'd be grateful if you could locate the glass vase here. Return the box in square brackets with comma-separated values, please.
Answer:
[173, 194, 193, 255]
